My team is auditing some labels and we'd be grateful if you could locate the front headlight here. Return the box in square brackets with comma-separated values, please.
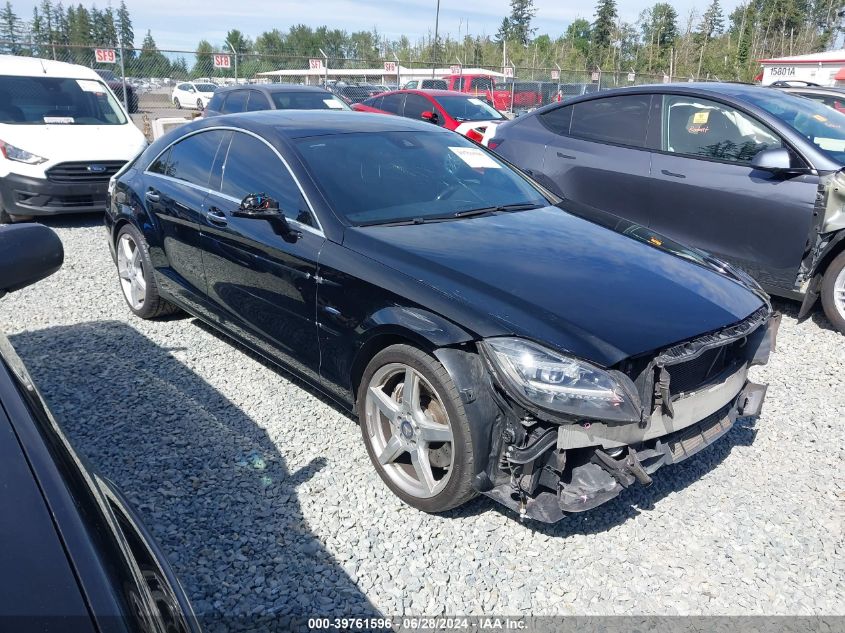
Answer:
[0, 140, 47, 165]
[481, 337, 641, 422]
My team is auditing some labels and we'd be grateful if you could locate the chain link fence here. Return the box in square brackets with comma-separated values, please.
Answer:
[3, 42, 691, 118]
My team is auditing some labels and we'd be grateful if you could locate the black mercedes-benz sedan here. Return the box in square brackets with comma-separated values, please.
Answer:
[104, 111, 780, 522]
[0, 224, 199, 631]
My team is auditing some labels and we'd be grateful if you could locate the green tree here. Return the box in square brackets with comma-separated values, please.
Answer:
[505, 0, 537, 46]
[564, 18, 591, 58]
[592, 0, 618, 65]
[0, 1, 23, 54]
[136, 30, 170, 77]
[700, 0, 724, 39]
[116, 0, 133, 56]
[192, 39, 214, 77]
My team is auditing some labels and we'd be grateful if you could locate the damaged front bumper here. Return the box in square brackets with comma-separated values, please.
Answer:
[446, 309, 781, 524]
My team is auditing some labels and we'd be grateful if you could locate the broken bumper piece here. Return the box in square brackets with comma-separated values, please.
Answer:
[559, 380, 766, 513]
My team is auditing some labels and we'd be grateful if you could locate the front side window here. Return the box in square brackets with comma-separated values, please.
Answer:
[662, 95, 781, 163]
[569, 95, 651, 147]
[404, 81, 418, 89]
[0, 75, 126, 125]
[160, 130, 228, 186]
[221, 132, 313, 226]
[193, 83, 217, 93]
[295, 130, 548, 226]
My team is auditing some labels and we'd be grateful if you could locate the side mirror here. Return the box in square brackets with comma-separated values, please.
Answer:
[0, 225, 64, 298]
[234, 193, 301, 239]
[421, 110, 438, 123]
[750, 147, 794, 172]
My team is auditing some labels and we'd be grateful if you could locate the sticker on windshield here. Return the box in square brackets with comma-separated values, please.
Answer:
[43, 116, 74, 124]
[77, 79, 105, 93]
[467, 98, 486, 106]
[448, 146, 500, 169]
[692, 111, 710, 124]
[324, 99, 344, 109]
[813, 114, 829, 122]
[814, 137, 845, 152]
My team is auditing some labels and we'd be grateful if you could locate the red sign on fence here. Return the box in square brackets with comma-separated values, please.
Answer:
[384, 61, 397, 73]
[94, 48, 116, 64]
[449, 64, 462, 75]
[309, 58, 325, 71]
[213, 54, 231, 69]
[550, 69, 560, 80]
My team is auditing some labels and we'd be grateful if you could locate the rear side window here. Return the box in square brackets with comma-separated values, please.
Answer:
[569, 95, 652, 147]
[158, 130, 227, 187]
[363, 95, 384, 110]
[470, 78, 493, 92]
[246, 91, 270, 112]
[221, 91, 248, 114]
[403, 94, 432, 120]
[539, 105, 573, 135]
[221, 132, 313, 226]
[207, 92, 224, 112]
[381, 93, 405, 114]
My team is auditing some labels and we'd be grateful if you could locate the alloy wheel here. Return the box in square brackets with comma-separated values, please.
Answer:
[117, 233, 146, 311]
[364, 363, 454, 499]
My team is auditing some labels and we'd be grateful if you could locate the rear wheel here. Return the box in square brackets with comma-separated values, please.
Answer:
[820, 250, 845, 334]
[115, 224, 178, 319]
[358, 344, 476, 513]
[173, 97, 181, 109]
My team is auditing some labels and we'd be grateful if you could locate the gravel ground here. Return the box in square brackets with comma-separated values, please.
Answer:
[1, 216, 843, 625]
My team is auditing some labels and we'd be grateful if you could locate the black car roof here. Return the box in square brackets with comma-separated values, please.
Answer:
[214, 83, 331, 95]
[195, 110, 445, 139]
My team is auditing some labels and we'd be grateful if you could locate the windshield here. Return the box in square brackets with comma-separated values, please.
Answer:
[0, 75, 127, 125]
[295, 130, 547, 226]
[740, 89, 845, 163]
[270, 91, 350, 110]
[436, 96, 504, 121]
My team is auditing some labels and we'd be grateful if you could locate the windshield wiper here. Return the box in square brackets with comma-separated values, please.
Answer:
[453, 202, 543, 218]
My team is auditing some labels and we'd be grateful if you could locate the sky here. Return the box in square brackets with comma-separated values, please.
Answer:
[15, 0, 745, 51]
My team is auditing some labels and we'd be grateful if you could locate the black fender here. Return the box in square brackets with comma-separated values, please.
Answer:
[433, 346, 504, 491]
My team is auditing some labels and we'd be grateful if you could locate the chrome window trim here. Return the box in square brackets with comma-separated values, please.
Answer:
[143, 125, 325, 236]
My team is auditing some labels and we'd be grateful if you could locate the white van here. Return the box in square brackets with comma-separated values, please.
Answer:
[0, 55, 147, 223]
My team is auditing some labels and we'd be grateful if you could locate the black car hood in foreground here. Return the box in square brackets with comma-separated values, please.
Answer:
[345, 206, 765, 366]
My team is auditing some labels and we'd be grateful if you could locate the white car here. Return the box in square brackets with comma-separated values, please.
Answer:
[171, 82, 217, 110]
[0, 55, 147, 224]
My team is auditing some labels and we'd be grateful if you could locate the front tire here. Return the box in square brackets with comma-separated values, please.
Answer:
[357, 344, 477, 513]
[115, 224, 178, 319]
[196, 98, 203, 110]
[820, 250, 845, 334]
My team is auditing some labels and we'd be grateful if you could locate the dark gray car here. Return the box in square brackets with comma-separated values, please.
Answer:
[204, 83, 350, 116]
[485, 82, 845, 333]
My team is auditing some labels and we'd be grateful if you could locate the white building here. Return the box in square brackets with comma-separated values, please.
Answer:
[759, 50, 845, 86]
[255, 65, 506, 86]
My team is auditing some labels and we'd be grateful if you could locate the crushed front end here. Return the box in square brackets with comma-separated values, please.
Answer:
[466, 306, 781, 523]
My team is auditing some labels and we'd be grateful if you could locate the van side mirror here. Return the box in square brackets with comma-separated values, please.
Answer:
[0, 225, 64, 298]
[750, 148, 795, 172]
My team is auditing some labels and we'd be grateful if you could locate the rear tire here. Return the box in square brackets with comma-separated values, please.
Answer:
[357, 344, 477, 514]
[114, 224, 179, 319]
[174, 97, 181, 109]
[820, 250, 845, 334]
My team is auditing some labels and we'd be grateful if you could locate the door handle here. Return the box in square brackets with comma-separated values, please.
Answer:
[556, 152, 576, 160]
[144, 189, 160, 202]
[661, 169, 686, 179]
[205, 206, 228, 225]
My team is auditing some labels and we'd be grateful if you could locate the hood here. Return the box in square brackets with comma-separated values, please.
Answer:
[344, 206, 765, 366]
[0, 122, 147, 163]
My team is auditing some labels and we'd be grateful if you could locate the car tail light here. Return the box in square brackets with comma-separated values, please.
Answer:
[465, 128, 484, 143]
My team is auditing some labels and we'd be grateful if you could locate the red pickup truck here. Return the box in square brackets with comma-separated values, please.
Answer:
[441, 74, 546, 111]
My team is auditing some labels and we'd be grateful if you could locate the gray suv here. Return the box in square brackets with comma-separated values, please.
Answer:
[485, 82, 845, 333]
